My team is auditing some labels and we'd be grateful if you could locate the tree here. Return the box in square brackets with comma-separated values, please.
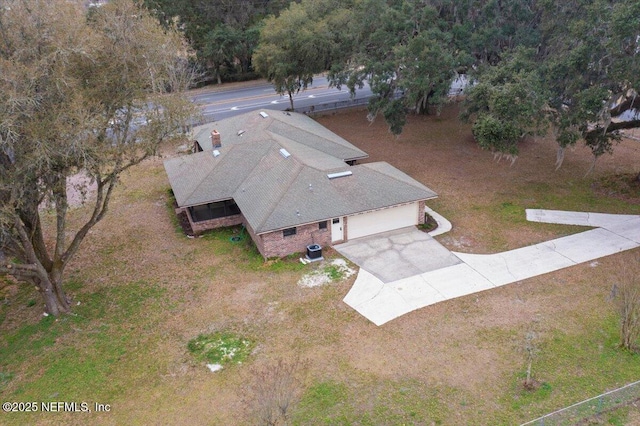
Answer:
[462, 0, 640, 171]
[461, 47, 548, 161]
[243, 357, 308, 425]
[0, 0, 196, 316]
[202, 24, 242, 85]
[327, 0, 456, 134]
[253, 1, 334, 110]
[523, 329, 539, 390]
[145, 0, 286, 83]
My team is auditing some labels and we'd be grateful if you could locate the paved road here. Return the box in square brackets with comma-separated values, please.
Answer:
[189, 75, 373, 122]
[189, 74, 470, 122]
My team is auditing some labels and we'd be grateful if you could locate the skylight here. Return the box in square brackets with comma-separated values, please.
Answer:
[327, 171, 352, 179]
[279, 148, 291, 158]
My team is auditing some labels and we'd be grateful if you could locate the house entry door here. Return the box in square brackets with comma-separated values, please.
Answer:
[331, 217, 343, 242]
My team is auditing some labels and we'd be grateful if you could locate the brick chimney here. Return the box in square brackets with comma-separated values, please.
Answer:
[210, 129, 221, 148]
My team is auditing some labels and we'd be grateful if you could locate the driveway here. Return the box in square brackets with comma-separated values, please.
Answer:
[341, 209, 640, 326]
[333, 226, 460, 283]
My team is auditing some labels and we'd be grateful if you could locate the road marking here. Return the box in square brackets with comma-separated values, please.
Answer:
[270, 100, 278, 104]
[231, 107, 239, 110]
[194, 85, 344, 108]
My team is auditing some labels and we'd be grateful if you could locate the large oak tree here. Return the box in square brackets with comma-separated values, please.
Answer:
[0, 0, 196, 315]
[461, 0, 640, 171]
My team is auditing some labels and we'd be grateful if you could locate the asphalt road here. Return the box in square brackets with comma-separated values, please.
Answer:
[188, 74, 470, 122]
[189, 75, 373, 122]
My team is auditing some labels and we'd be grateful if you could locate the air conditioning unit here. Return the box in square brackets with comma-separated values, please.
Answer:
[306, 244, 323, 261]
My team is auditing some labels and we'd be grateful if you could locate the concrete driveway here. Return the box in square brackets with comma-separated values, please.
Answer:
[341, 209, 640, 326]
[333, 227, 460, 283]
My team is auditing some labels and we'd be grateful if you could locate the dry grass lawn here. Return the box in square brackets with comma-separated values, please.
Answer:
[1, 104, 639, 425]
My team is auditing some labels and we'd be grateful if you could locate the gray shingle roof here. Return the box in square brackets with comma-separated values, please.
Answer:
[165, 110, 437, 234]
[192, 110, 369, 161]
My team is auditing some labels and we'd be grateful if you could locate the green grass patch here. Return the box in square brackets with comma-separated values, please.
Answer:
[200, 225, 306, 273]
[187, 331, 254, 365]
[165, 188, 183, 234]
[0, 371, 13, 391]
[20, 346, 119, 400]
[497, 313, 640, 424]
[522, 179, 640, 214]
[476, 176, 640, 250]
[497, 201, 527, 224]
[294, 380, 350, 424]
[601, 405, 632, 426]
[323, 264, 343, 281]
[293, 378, 449, 425]
[0, 279, 167, 404]
[0, 315, 61, 366]
[510, 380, 553, 410]
[200, 226, 243, 255]
[479, 177, 640, 247]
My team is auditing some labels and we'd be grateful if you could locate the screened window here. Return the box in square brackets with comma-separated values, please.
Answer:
[188, 199, 240, 222]
[283, 227, 297, 237]
[319, 221, 328, 230]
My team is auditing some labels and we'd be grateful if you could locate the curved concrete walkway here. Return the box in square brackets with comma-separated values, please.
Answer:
[343, 209, 640, 326]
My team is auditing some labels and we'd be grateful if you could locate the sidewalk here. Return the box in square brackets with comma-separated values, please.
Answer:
[343, 209, 640, 326]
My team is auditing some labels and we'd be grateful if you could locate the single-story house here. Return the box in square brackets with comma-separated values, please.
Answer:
[164, 110, 437, 258]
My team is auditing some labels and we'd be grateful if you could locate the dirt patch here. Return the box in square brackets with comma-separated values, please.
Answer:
[297, 259, 356, 288]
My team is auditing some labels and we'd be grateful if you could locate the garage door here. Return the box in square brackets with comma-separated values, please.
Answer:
[347, 202, 419, 240]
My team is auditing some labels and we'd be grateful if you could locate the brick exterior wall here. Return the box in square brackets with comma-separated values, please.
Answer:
[258, 221, 332, 259]
[243, 219, 265, 256]
[178, 200, 430, 258]
[341, 216, 348, 243]
[179, 207, 243, 234]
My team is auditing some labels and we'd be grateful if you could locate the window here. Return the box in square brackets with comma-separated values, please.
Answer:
[332, 218, 340, 224]
[319, 221, 328, 230]
[283, 227, 297, 237]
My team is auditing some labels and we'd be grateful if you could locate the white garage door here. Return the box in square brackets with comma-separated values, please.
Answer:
[347, 202, 419, 240]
